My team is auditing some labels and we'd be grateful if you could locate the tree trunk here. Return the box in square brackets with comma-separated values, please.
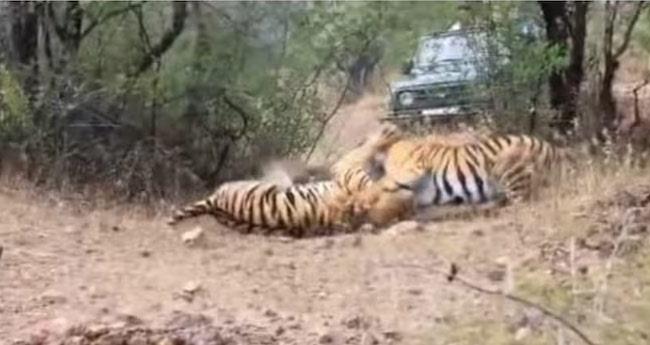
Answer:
[600, 1, 646, 132]
[7, 2, 40, 99]
[538, 1, 589, 135]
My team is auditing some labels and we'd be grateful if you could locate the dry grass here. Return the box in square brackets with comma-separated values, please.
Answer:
[1, 146, 650, 344]
[2, 92, 650, 344]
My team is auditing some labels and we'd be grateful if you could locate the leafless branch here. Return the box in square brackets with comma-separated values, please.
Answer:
[614, 1, 647, 59]
[385, 262, 598, 345]
[305, 74, 352, 161]
[81, 2, 143, 39]
[221, 93, 250, 140]
[132, 5, 154, 56]
[128, 2, 187, 78]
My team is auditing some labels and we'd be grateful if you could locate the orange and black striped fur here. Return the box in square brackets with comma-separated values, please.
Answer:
[351, 131, 572, 225]
[167, 123, 404, 236]
[168, 180, 349, 237]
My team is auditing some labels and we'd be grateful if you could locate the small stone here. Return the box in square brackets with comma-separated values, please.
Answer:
[264, 309, 279, 318]
[183, 281, 201, 294]
[383, 330, 403, 342]
[288, 322, 302, 330]
[158, 338, 176, 345]
[344, 316, 362, 329]
[487, 269, 506, 282]
[64, 226, 79, 234]
[514, 327, 531, 341]
[361, 333, 380, 345]
[139, 249, 151, 258]
[359, 223, 375, 233]
[385, 220, 421, 236]
[182, 226, 205, 246]
[319, 333, 335, 344]
[62, 335, 84, 345]
[39, 290, 67, 305]
[115, 313, 144, 326]
[276, 236, 294, 243]
[177, 281, 202, 303]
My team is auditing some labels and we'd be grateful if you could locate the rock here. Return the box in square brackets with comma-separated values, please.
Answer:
[183, 281, 202, 294]
[182, 226, 205, 246]
[157, 338, 176, 345]
[319, 332, 343, 344]
[263, 309, 279, 319]
[361, 332, 380, 345]
[176, 281, 203, 303]
[114, 313, 144, 326]
[343, 315, 372, 330]
[514, 327, 531, 341]
[383, 330, 403, 342]
[471, 229, 485, 237]
[384, 221, 421, 236]
[64, 226, 79, 235]
[358, 223, 376, 234]
[38, 290, 67, 305]
[487, 269, 505, 282]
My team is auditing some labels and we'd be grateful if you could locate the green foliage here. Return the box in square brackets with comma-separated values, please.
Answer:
[5, 1, 646, 192]
[0, 65, 31, 142]
[461, 2, 568, 131]
[632, 7, 650, 53]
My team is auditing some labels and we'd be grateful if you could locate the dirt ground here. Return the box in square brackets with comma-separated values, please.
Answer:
[2, 94, 650, 345]
[2, 162, 650, 344]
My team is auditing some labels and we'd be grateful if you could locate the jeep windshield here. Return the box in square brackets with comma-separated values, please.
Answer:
[411, 33, 487, 79]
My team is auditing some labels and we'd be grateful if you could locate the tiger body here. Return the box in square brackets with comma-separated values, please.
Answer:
[168, 123, 404, 236]
[353, 131, 569, 225]
[168, 180, 348, 237]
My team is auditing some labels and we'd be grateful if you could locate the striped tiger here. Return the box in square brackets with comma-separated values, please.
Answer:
[167, 123, 404, 237]
[351, 131, 572, 225]
[167, 180, 349, 237]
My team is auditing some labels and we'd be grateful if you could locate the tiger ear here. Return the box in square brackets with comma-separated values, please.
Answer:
[364, 152, 386, 181]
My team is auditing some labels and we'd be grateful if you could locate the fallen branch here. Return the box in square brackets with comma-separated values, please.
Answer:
[384, 261, 597, 345]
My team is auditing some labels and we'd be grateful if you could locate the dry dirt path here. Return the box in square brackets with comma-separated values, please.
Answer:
[0, 185, 504, 344]
[1, 169, 649, 344]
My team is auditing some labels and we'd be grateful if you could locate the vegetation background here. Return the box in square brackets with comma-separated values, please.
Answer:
[1, 1, 649, 201]
[2, 2, 650, 345]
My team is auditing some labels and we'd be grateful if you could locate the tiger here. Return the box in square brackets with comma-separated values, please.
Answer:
[349, 130, 573, 226]
[167, 123, 404, 237]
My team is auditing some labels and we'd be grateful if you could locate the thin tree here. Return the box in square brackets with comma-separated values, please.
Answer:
[538, 1, 589, 135]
